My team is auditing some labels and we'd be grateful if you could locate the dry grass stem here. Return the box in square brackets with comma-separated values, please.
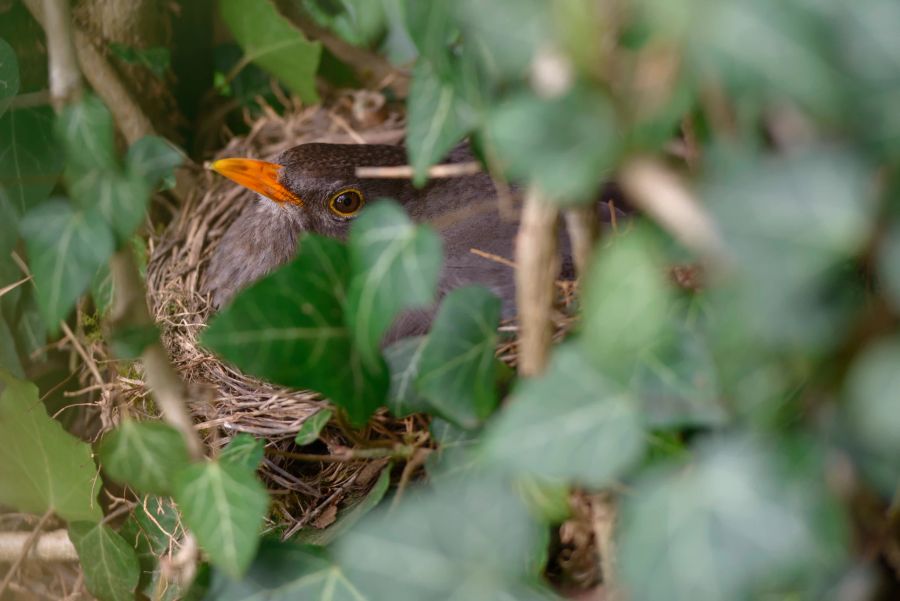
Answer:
[355, 161, 482, 179]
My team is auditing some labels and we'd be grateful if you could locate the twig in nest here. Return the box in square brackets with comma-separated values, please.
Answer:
[59, 321, 105, 390]
[563, 205, 599, 280]
[0, 509, 55, 595]
[355, 162, 482, 179]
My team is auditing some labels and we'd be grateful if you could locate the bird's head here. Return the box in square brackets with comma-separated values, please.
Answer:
[210, 143, 420, 238]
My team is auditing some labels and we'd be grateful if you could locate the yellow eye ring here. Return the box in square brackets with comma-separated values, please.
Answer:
[328, 188, 365, 217]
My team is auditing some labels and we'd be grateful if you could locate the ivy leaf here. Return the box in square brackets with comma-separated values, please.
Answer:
[97, 420, 190, 495]
[126, 135, 185, 188]
[205, 539, 368, 601]
[0, 37, 19, 118]
[347, 201, 442, 364]
[202, 235, 389, 426]
[172, 459, 269, 579]
[385, 335, 430, 417]
[220, 433, 265, 471]
[455, 0, 550, 78]
[483, 343, 645, 487]
[109, 43, 171, 77]
[294, 409, 332, 446]
[0, 370, 101, 521]
[56, 93, 118, 171]
[69, 521, 141, 601]
[0, 106, 64, 215]
[67, 167, 152, 242]
[20, 200, 114, 331]
[415, 286, 502, 429]
[219, 0, 322, 104]
[0, 317, 24, 377]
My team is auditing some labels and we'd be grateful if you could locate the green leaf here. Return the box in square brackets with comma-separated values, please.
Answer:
[347, 201, 442, 363]
[97, 420, 190, 495]
[20, 200, 115, 331]
[487, 86, 619, 203]
[0, 38, 19, 118]
[126, 135, 184, 188]
[0, 370, 101, 521]
[219, 0, 322, 104]
[879, 221, 900, 312]
[415, 286, 502, 429]
[455, 0, 550, 78]
[220, 433, 265, 471]
[295, 464, 391, 546]
[618, 436, 847, 601]
[108, 43, 171, 77]
[406, 60, 479, 184]
[0, 317, 24, 377]
[56, 93, 118, 171]
[483, 344, 645, 487]
[205, 539, 369, 601]
[0, 106, 64, 215]
[68, 167, 152, 241]
[69, 521, 141, 601]
[336, 474, 553, 600]
[385, 335, 430, 417]
[110, 323, 159, 359]
[172, 459, 268, 579]
[294, 408, 333, 446]
[202, 235, 389, 426]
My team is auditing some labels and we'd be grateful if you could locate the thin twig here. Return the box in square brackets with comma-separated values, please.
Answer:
[59, 321, 105, 389]
[0, 510, 55, 595]
[563, 205, 599, 280]
[0, 275, 31, 299]
[355, 162, 482, 179]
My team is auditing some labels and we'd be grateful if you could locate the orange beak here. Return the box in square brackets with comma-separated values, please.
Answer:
[209, 158, 303, 206]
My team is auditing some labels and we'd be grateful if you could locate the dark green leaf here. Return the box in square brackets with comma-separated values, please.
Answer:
[67, 167, 152, 241]
[126, 135, 184, 189]
[619, 436, 847, 601]
[202, 235, 389, 426]
[69, 521, 141, 601]
[220, 433, 265, 471]
[385, 335, 430, 417]
[483, 344, 644, 486]
[20, 200, 114, 331]
[108, 43, 171, 77]
[0, 317, 24, 377]
[56, 93, 118, 171]
[415, 286, 501, 429]
[347, 201, 442, 362]
[294, 408, 332, 446]
[97, 420, 190, 495]
[336, 474, 552, 600]
[0, 370, 101, 521]
[110, 323, 159, 359]
[219, 0, 322, 104]
[0, 38, 19, 118]
[879, 221, 900, 312]
[172, 459, 268, 579]
[0, 106, 64, 215]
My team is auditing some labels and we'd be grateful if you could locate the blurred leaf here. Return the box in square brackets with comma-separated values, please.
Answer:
[14, 289, 47, 361]
[580, 229, 673, 376]
[403, 0, 456, 68]
[219, 0, 322, 104]
[881, 221, 900, 311]
[619, 436, 847, 601]
[97, 420, 190, 495]
[384, 335, 430, 417]
[336, 474, 553, 600]
[487, 86, 618, 203]
[516, 475, 571, 524]
[406, 60, 479, 184]
[69, 521, 141, 601]
[0, 370, 101, 521]
[0, 37, 19, 118]
[110, 323, 159, 359]
[172, 459, 269, 579]
[483, 344, 644, 487]
[0, 317, 24, 377]
[56, 93, 118, 171]
[425, 417, 482, 479]
[844, 339, 900, 495]
[91, 261, 114, 315]
[295, 464, 391, 546]
[205, 539, 368, 601]
[68, 167, 151, 242]
[108, 43, 171, 77]
[202, 235, 389, 426]
[0, 106, 64, 215]
[21, 200, 114, 331]
[347, 201, 442, 363]
[220, 433, 265, 471]
[416, 286, 502, 429]
[294, 408, 333, 445]
[126, 135, 185, 188]
[455, 0, 549, 78]
[0, 188, 17, 255]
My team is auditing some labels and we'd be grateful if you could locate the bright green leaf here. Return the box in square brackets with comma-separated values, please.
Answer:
[0, 38, 19, 118]
[20, 200, 114, 331]
[69, 521, 141, 601]
[219, 0, 322, 104]
[0, 106, 64, 215]
[0, 370, 101, 521]
[416, 286, 502, 429]
[202, 235, 389, 426]
[97, 420, 190, 495]
[483, 344, 645, 487]
[385, 335, 430, 417]
[294, 408, 333, 446]
[347, 201, 442, 363]
[220, 433, 265, 471]
[126, 135, 184, 188]
[172, 459, 269, 579]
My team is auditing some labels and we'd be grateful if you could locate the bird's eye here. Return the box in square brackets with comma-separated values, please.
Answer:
[328, 189, 365, 217]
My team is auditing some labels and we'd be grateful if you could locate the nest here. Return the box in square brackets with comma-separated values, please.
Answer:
[116, 98, 422, 535]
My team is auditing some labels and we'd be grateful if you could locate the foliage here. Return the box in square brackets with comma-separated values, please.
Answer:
[1, 0, 900, 599]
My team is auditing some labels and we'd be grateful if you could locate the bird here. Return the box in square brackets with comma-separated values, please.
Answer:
[204, 142, 623, 341]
